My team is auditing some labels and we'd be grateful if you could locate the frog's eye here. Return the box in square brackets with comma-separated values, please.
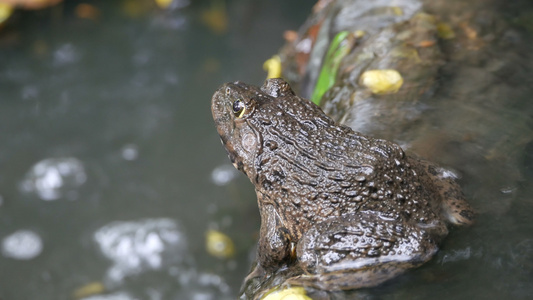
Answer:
[232, 99, 246, 118]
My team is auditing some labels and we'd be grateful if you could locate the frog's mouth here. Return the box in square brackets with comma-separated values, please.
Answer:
[218, 132, 245, 174]
[212, 90, 238, 163]
[219, 121, 263, 178]
[212, 85, 252, 177]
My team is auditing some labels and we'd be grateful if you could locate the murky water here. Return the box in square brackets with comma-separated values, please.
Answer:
[0, 1, 312, 299]
[0, 0, 532, 299]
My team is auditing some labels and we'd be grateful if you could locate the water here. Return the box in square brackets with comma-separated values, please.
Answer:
[0, 0, 532, 299]
[0, 1, 313, 299]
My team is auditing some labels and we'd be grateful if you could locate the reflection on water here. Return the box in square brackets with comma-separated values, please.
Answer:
[0, 0, 532, 299]
[20, 157, 87, 201]
[2, 229, 43, 260]
[120, 144, 139, 161]
[210, 164, 238, 186]
[94, 218, 187, 282]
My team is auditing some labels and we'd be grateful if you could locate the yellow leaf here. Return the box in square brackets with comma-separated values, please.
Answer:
[262, 287, 312, 300]
[360, 69, 403, 95]
[0, 3, 13, 24]
[437, 22, 455, 39]
[121, 0, 153, 18]
[353, 30, 365, 38]
[206, 229, 235, 259]
[201, 0, 227, 35]
[75, 3, 100, 20]
[263, 55, 282, 79]
[72, 282, 106, 299]
[155, 0, 173, 9]
[391, 6, 403, 16]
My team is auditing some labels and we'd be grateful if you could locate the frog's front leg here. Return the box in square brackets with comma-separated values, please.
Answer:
[257, 203, 295, 270]
[291, 211, 439, 290]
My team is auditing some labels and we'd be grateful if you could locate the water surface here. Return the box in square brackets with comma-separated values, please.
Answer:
[1, 0, 532, 299]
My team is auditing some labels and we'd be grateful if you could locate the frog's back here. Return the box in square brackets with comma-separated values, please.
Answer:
[250, 90, 445, 238]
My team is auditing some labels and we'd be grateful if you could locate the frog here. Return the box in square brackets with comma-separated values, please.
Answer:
[211, 78, 474, 291]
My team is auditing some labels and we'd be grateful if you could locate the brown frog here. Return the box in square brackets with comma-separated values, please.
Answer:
[211, 78, 474, 291]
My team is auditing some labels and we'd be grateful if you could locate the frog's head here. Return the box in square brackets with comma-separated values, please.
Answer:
[211, 78, 298, 182]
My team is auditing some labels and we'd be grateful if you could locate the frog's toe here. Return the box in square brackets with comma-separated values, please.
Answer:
[443, 199, 475, 226]
[418, 160, 475, 226]
[439, 183, 475, 226]
[286, 264, 410, 291]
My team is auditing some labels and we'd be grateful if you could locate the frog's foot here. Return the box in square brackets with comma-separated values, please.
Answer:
[285, 263, 411, 291]
[418, 160, 475, 226]
[243, 262, 266, 284]
[440, 184, 475, 226]
[294, 211, 438, 290]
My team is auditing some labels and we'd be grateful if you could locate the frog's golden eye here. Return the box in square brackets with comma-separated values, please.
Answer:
[232, 99, 246, 118]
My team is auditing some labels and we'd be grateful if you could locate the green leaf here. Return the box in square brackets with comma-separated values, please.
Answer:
[311, 31, 352, 105]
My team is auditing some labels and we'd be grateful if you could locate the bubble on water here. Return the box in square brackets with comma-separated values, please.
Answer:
[507, 239, 533, 275]
[198, 273, 221, 286]
[164, 71, 179, 85]
[206, 203, 217, 214]
[94, 218, 188, 282]
[21, 85, 39, 100]
[226, 260, 237, 270]
[439, 247, 480, 264]
[53, 43, 80, 66]
[121, 144, 139, 161]
[151, 1, 189, 31]
[2, 230, 43, 260]
[210, 164, 238, 186]
[436, 167, 459, 179]
[154, 15, 187, 30]
[146, 289, 162, 300]
[171, 0, 190, 9]
[20, 157, 87, 201]
[500, 186, 517, 194]
[133, 50, 151, 66]
[220, 216, 232, 227]
[174, 271, 231, 300]
[189, 291, 214, 300]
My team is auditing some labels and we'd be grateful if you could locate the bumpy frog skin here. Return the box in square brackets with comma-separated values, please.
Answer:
[212, 78, 474, 290]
